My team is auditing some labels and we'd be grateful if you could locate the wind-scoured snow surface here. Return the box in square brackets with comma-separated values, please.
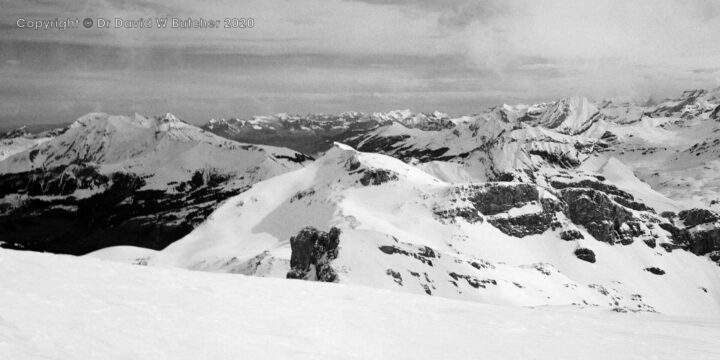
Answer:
[2, 248, 719, 360]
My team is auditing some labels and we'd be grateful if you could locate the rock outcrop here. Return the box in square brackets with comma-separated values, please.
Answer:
[287, 227, 341, 282]
[560, 188, 636, 244]
[574, 248, 596, 263]
[560, 229, 584, 241]
[359, 169, 399, 186]
[456, 183, 565, 237]
[468, 183, 539, 215]
[689, 228, 720, 256]
[486, 198, 562, 238]
[644, 267, 666, 275]
[679, 208, 719, 227]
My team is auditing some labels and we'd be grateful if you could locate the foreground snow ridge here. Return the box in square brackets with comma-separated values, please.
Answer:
[2, 249, 719, 360]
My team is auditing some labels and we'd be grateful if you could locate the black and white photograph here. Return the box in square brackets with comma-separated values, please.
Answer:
[1, 0, 720, 358]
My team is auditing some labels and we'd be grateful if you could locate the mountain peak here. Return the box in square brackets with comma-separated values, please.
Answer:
[680, 89, 707, 99]
[0, 125, 29, 140]
[157, 113, 182, 123]
[537, 95, 599, 134]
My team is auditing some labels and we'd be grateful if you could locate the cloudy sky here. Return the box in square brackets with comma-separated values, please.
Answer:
[1, 0, 719, 126]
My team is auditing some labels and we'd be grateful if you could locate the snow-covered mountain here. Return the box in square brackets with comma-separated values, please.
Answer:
[0, 113, 311, 254]
[0, 113, 308, 185]
[202, 110, 454, 154]
[3, 88, 720, 317]
[93, 141, 720, 317]
[0, 125, 63, 162]
[341, 90, 720, 210]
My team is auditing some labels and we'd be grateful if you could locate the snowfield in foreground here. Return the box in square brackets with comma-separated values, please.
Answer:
[1, 249, 719, 360]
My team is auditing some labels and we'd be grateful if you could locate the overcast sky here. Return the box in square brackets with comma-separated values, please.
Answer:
[1, 0, 719, 126]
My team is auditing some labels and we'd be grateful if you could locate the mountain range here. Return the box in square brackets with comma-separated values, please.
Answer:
[1, 88, 719, 316]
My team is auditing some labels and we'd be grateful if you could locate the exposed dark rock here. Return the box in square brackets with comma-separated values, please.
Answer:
[0, 165, 109, 198]
[643, 238, 657, 248]
[560, 229, 584, 241]
[185, 168, 233, 190]
[448, 272, 497, 289]
[493, 173, 515, 182]
[443, 183, 567, 236]
[487, 196, 565, 237]
[527, 149, 581, 168]
[600, 131, 618, 142]
[347, 133, 457, 162]
[678, 208, 719, 227]
[272, 152, 314, 164]
[524, 263, 554, 276]
[689, 228, 720, 256]
[620, 221, 645, 244]
[385, 269, 403, 285]
[658, 223, 691, 246]
[344, 157, 362, 172]
[611, 195, 653, 212]
[708, 251, 720, 265]
[290, 188, 316, 203]
[378, 245, 435, 266]
[659, 211, 676, 219]
[348, 134, 409, 156]
[286, 227, 341, 282]
[469, 183, 539, 215]
[488, 212, 553, 237]
[469, 259, 496, 270]
[659, 242, 683, 253]
[0, 170, 244, 255]
[359, 169, 399, 186]
[574, 248, 596, 263]
[644, 267, 665, 275]
[418, 246, 436, 258]
[551, 179, 634, 199]
[560, 188, 635, 244]
[433, 206, 483, 224]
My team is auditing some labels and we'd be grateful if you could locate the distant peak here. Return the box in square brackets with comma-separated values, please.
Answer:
[558, 95, 590, 105]
[333, 142, 356, 151]
[157, 113, 182, 123]
[0, 125, 30, 139]
[71, 112, 111, 128]
[680, 89, 707, 99]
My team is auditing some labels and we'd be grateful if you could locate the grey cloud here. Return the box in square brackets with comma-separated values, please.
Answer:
[343, 0, 506, 27]
[693, 68, 719, 74]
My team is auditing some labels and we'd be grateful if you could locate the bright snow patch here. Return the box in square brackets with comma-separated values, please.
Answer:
[2, 249, 720, 360]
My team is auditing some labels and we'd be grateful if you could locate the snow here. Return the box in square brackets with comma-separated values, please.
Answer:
[3, 90, 720, 358]
[592, 157, 686, 212]
[539, 96, 599, 134]
[86, 246, 157, 264]
[2, 248, 720, 360]
[0, 136, 52, 161]
[105, 144, 720, 317]
[0, 113, 307, 189]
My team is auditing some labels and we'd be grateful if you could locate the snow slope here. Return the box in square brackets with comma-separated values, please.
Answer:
[0, 113, 312, 254]
[112, 143, 720, 317]
[0, 136, 52, 162]
[0, 113, 308, 189]
[331, 88, 720, 210]
[3, 248, 720, 360]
